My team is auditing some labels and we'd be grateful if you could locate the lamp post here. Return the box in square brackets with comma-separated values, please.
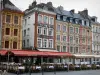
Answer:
[7, 49, 10, 72]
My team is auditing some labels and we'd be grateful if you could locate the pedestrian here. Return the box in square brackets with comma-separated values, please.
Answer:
[2, 70, 7, 75]
[0, 70, 3, 75]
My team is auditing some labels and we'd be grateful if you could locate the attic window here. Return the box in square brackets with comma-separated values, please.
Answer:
[57, 15, 60, 20]
[84, 21, 86, 26]
[63, 16, 66, 21]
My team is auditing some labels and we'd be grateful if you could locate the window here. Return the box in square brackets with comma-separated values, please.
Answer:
[25, 19, 27, 25]
[75, 19, 78, 24]
[5, 41, 9, 48]
[57, 35, 60, 41]
[82, 29, 85, 34]
[84, 21, 86, 26]
[96, 27, 98, 32]
[48, 28, 53, 36]
[24, 30, 26, 36]
[57, 25, 60, 31]
[43, 39, 47, 48]
[63, 46, 66, 52]
[38, 27, 42, 34]
[63, 26, 66, 32]
[6, 15, 11, 23]
[57, 45, 60, 52]
[49, 40, 53, 48]
[75, 28, 79, 33]
[23, 40, 25, 47]
[38, 39, 41, 48]
[76, 38, 79, 44]
[38, 14, 42, 23]
[70, 36, 73, 43]
[70, 18, 72, 23]
[27, 39, 29, 47]
[63, 36, 66, 41]
[82, 37, 85, 43]
[50, 17, 54, 25]
[14, 29, 18, 36]
[27, 28, 30, 36]
[14, 16, 18, 24]
[63, 16, 66, 21]
[44, 28, 47, 35]
[69, 27, 73, 33]
[75, 47, 78, 53]
[70, 47, 73, 53]
[43, 16, 48, 24]
[57, 15, 60, 20]
[6, 28, 10, 35]
[13, 42, 17, 49]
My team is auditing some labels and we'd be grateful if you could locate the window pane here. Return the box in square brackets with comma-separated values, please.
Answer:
[63, 26, 66, 32]
[44, 28, 47, 35]
[70, 27, 73, 33]
[14, 16, 18, 24]
[57, 25, 60, 31]
[48, 28, 53, 36]
[38, 27, 41, 34]
[6, 28, 10, 35]
[43, 16, 48, 24]
[49, 40, 53, 48]
[13, 42, 17, 49]
[57, 46, 60, 52]
[63, 46, 66, 52]
[6, 15, 11, 23]
[14, 29, 18, 36]
[43, 39, 47, 48]
[50, 17, 53, 25]
[63, 36, 66, 41]
[75, 28, 78, 33]
[38, 15, 42, 23]
[70, 36, 73, 43]
[57, 35, 60, 41]
[27, 39, 29, 47]
[38, 39, 41, 48]
[5, 41, 9, 48]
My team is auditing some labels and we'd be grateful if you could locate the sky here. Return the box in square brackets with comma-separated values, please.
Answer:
[10, 0, 100, 22]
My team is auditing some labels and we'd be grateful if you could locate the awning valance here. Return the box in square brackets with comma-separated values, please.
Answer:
[0, 50, 8, 55]
[0, 50, 73, 57]
[74, 54, 94, 58]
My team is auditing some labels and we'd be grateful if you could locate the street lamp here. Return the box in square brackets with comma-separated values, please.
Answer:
[7, 49, 10, 72]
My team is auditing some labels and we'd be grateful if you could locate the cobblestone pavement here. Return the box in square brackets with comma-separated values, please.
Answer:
[7, 70, 100, 75]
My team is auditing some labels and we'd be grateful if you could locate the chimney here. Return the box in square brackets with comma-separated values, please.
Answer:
[83, 8, 88, 16]
[70, 9, 75, 13]
[32, 0, 37, 7]
[47, 2, 53, 6]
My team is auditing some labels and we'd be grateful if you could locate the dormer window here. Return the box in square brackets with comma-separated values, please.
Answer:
[84, 21, 86, 26]
[79, 20, 82, 25]
[70, 18, 73, 23]
[75, 19, 78, 24]
[57, 15, 60, 20]
[86, 21, 89, 26]
[63, 16, 66, 21]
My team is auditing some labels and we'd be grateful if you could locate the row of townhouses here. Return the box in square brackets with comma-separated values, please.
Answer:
[0, 0, 100, 64]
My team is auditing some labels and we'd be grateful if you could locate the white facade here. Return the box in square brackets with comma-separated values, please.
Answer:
[22, 12, 35, 48]
[92, 24, 100, 55]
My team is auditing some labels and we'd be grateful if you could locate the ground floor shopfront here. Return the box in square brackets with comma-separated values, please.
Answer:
[0, 50, 100, 65]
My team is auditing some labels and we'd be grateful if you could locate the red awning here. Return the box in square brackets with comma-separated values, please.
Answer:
[0, 50, 73, 57]
[0, 50, 8, 55]
[47, 52, 73, 57]
[10, 50, 48, 56]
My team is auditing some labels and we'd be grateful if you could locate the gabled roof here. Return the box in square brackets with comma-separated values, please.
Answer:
[73, 13, 83, 19]
[2, 0, 22, 13]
